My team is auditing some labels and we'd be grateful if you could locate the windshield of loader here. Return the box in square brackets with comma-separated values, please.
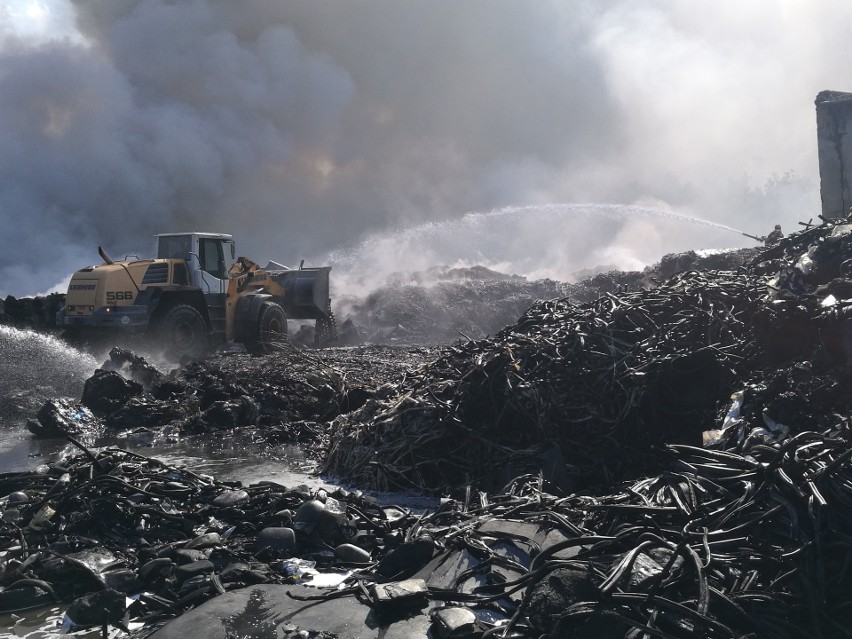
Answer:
[199, 238, 228, 279]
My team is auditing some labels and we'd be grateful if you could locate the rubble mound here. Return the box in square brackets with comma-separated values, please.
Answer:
[324, 270, 763, 493]
[322, 225, 852, 495]
[335, 246, 760, 345]
[24, 344, 439, 460]
[336, 272, 569, 345]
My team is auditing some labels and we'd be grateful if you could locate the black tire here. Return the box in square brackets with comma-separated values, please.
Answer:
[154, 305, 209, 359]
[246, 302, 287, 354]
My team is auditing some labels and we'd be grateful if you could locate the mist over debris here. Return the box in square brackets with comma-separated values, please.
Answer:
[0, 0, 834, 296]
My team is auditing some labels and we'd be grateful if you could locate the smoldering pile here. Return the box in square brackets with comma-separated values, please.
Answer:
[322, 243, 816, 495]
[330, 249, 759, 346]
[307, 218, 852, 636]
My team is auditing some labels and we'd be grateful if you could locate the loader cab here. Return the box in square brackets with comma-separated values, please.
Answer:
[156, 232, 236, 293]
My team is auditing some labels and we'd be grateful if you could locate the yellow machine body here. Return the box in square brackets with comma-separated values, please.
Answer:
[57, 233, 334, 356]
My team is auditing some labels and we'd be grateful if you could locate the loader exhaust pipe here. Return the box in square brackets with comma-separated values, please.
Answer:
[98, 246, 114, 265]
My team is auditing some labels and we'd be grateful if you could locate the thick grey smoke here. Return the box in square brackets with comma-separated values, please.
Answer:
[0, 0, 838, 297]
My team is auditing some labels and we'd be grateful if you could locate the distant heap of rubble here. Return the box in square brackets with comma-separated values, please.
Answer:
[335, 247, 761, 345]
[0, 293, 64, 333]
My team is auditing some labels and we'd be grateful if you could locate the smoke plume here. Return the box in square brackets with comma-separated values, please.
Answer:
[0, 1, 838, 297]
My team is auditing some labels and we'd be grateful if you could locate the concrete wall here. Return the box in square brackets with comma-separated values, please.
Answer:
[816, 90, 852, 219]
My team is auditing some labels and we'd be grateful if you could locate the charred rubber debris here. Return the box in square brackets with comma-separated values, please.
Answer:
[7, 220, 852, 636]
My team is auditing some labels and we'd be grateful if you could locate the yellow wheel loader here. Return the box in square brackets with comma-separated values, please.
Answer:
[56, 232, 336, 358]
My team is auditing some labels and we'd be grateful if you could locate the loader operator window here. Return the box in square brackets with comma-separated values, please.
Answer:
[199, 239, 227, 279]
[157, 235, 191, 260]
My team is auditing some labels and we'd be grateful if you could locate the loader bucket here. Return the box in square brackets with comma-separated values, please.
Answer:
[269, 266, 332, 320]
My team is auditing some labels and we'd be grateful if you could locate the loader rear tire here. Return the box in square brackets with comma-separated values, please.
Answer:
[246, 302, 287, 355]
[155, 305, 209, 360]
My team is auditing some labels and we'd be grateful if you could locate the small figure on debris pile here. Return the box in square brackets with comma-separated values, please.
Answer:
[764, 224, 784, 245]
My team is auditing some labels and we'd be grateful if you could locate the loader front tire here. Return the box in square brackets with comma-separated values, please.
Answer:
[246, 302, 287, 355]
[155, 305, 209, 360]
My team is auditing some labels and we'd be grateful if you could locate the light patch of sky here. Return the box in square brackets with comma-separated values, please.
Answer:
[0, 0, 82, 44]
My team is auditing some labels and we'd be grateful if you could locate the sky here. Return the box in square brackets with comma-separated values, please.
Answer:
[0, 0, 841, 297]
